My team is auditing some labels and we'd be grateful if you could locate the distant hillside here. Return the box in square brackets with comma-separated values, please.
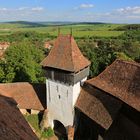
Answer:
[0, 21, 125, 38]
[39, 21, 106, 26]
[2, 21, 106, 27]
[3, 21, 46, 27]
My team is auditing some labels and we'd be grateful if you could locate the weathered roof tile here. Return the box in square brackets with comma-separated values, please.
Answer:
[41, 34, 90, 72]
[87, 59, 140, 111]
[75, 84, 122, 129]
[0, 95, 38, 140]
[0, 82, 46, 110]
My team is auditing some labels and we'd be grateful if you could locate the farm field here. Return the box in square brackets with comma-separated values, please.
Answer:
[0, 22, 125, 37]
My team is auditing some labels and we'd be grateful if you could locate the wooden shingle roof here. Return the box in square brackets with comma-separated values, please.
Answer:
[0, 82, 46, 110]
[41, 34, 90, 72]
[87, 59, 140, 111]
[75, 84, 122, 129]
[0, 95, 38, 140]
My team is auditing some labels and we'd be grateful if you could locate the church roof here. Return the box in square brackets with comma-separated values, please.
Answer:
[87, 59, 140, 111]
[41, 34, 90, 72]
[75, 84, 122, 129]
[0, 82, 46, 110]
[0, 95, 38, 140]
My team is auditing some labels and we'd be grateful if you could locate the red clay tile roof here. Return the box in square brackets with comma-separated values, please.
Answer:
[0, 42, 10, 49]
[44, 40, 55, 49]
[0, 42, 10, 58]
[41, 34, 90, 72]
[75, 84, 122, 129]
[0, 82, 46, 110]
[87, 59, 140, 111]
[0, 95, 38, 140]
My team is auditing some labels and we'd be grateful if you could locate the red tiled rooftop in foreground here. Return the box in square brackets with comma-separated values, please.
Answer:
[87, 59, 140, 111]
[41, 34, 90, 72]
[0, 82, 46, 110]
[0, 95, 38, 140]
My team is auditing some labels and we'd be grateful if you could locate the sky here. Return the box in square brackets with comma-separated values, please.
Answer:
[0, 0, 140, 23]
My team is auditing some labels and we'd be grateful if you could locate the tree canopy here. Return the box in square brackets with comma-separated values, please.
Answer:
[0, 40, 45, 83]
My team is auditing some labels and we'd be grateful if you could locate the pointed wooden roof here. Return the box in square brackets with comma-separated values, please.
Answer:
[41, 34, 90, 72]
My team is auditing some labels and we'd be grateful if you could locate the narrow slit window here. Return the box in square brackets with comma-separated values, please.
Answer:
[58, 95, 61, 99]
[67, 90, 68, 97]
[48, 82, 51, 102]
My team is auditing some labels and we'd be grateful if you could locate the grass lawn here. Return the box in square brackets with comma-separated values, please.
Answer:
[24, 114, 42, 135]
[0, 23, 125, 38]
[24, 114, 54, 139]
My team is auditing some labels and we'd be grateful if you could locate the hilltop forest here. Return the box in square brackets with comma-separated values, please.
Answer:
[0, 23, 140, 83]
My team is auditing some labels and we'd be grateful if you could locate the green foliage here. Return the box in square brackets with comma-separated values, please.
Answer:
[24, 114, 54, 139]
[80, 46, 99, 77]
[41, 127, 54, 138]
[94, 45, 116, 74]
[24, 114, 41, 134]
[0, 62, 5, 82]
[79, 41, 116, 77]
[114, 52, 133, 61]
[121, 41, 140, 59]
[119, 30, 140, 41]
[114, 24, 140, 31]
[0, 40, 45, 83]
[0, 60, 15, 83]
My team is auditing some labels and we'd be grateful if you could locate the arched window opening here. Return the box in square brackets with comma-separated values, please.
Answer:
[53, 120, 68, 140]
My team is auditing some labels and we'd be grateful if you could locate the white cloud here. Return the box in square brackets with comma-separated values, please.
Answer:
[80, 4, 94, 9]
[31, 7, 44, 11]
[77, 6, 140, 23]
[0, 7, 44, 12]
[0, 8, 8, 11]
[18, 7, 29, 11]
[117, 6, 140, 15]
[0, 7, 45, 21]
[74, 3, 94, 10]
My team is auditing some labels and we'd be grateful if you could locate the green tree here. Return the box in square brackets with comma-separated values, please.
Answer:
[114, 52, 133, 61]
[0, 61, 5, 82]
[0, 60, 15, 83]
[94, 45, 116, 74]
[1, 40, 45, 83]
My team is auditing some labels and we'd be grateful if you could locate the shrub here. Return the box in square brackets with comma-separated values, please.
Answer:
[41, 127, 54, 138]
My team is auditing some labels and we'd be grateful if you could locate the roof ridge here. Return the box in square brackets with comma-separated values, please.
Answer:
[0, 82, 46, 110]
[87, 59, 140, 82]
[70, 36, 76, 72]
[116, 59, 140, 67]
[0, 82, 29, 85]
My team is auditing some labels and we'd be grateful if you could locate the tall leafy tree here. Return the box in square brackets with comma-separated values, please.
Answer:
[1, 40, 45, 83]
